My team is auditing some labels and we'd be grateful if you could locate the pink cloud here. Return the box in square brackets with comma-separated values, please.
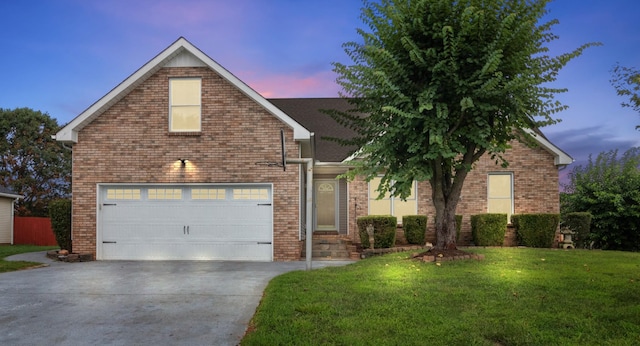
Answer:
[239, 70, 342, 98]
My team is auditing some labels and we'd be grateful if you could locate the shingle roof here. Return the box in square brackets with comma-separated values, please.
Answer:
[0, 186, 21, 199]
[268, 97, 573, 166]
[268, 98, 359, 162]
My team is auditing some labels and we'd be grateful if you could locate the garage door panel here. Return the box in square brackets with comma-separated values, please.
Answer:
[103, 241, 272, 261]
[188, 225, 271, 242]
[103, 223, 185, 241]
[100, 184, 273, 261]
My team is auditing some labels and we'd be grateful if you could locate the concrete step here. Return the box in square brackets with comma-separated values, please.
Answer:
[304, 249, 351, 259]
[302, 235, 357, 260]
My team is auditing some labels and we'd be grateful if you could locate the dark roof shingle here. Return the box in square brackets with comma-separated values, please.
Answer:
[268, 98, 358, 162]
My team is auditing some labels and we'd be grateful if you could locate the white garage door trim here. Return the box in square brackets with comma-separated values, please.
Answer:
[97, 183, 273, 261]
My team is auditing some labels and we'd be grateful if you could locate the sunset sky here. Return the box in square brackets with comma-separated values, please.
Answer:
[2, 0, 639, 186]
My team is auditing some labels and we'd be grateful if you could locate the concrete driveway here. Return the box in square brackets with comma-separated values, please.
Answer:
[0, 252, 353, 345]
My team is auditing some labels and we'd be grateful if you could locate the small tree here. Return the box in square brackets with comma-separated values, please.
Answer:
[49, 199, 72, 252]
[610, 64, 640, 130]
[330, 0, 598, 249]
[0, 108, 71, 216]
[562, 148, 640, 251]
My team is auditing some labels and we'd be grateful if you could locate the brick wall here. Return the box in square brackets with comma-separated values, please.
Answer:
[72, 67, 301, 260]
[347, 139, 562, 246]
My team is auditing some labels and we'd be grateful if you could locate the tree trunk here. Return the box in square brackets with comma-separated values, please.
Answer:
[431, 160, 471, 250]
[433, 197, 459, 250]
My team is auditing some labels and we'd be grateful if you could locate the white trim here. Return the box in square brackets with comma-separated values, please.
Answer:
[168, 77, 202, 132]
[487, 172, 514, 219]
[314, 180, 339, 231]
[523, 129, 573, 166]
[0, 192, 23, 199]
[56, 37, 311, 143]
[10, 198, 15, 245]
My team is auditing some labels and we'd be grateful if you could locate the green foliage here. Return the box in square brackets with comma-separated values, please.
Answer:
[49, 199, 72, 252]
[329, 0, 598, 249]
[471, 213, 506, 246]
[512, 214, 560, 248]
[357, 215, 397, 248]
[561, 212, 592, 249]
[610, 64, 640, 129]
[0, 108, 71, 216]
[402, 215, 427, 244]
[562, 148, 640, 251]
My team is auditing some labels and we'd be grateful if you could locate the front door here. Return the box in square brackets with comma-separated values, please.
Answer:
[315, 180, 338, 231]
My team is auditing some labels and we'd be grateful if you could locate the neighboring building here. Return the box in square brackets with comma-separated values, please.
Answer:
[55, 37, 572, 261]
[0, 187, 22, 244]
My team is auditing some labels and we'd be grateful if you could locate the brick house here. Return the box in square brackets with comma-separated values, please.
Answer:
[55, 37, 572, 261]
[272, 99, 571, 248]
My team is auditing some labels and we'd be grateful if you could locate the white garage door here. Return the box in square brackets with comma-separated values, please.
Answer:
[98, 184, 273, 261]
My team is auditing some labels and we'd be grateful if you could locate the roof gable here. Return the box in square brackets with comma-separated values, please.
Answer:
[55, 37, 310, 143]
[523, 128, 573, 165]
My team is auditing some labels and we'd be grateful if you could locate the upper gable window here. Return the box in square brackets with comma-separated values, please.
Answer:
[169, 78, 201, 132]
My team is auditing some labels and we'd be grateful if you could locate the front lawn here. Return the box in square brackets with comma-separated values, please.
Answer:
[242, 248, 640, 345]
[0, 245, 58, 273]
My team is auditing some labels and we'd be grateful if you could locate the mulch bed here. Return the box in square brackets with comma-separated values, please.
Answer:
[411, 248, 485, 262]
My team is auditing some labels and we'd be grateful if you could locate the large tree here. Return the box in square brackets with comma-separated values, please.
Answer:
[610, 63, 640, 130]
[0, 108, 71, 216]
[331, 0, 597, 249]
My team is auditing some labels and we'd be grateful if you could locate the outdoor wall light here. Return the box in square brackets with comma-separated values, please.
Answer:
[178, 158, 188, 167]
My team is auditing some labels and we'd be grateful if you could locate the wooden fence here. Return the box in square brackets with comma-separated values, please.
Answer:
[13, 216, 58, 246]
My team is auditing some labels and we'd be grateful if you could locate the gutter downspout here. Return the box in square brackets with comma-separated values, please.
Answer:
[286, 158, 313, 270]
[9, 195, 23, 245]
[286, 132, 314, 271]
[10, 198, 16, 245]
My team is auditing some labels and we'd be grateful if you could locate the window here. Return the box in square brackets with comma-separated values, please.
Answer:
[233, 188, 269, 200]
[106, 189, 141, 200]
[191, 188, 226, 200]
[368, 177, 417, 222]
[487, 173, 514, 220]
[148, 189, 182, 200]
[169, 78, 201, 132]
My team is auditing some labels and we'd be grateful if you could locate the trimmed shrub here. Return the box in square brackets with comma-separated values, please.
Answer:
[512, 214, 560, 248]
[357, 215, 397, 248]
[561, 212, 592, 248]
[403, 215, 428, 245]
[49, 199, 72, 252]
[471, 214, 507, 246]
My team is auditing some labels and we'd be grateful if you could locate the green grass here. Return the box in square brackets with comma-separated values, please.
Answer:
[0, 245, 58, 273]
[242, 248, 640, 346]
